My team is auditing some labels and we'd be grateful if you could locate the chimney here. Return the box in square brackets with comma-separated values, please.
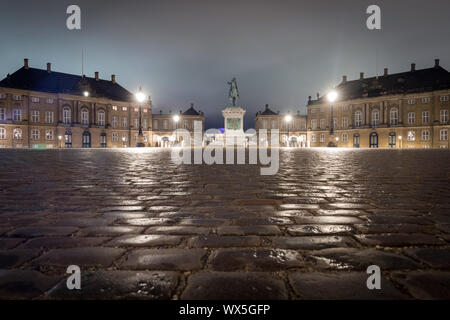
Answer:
[411, 63, 416, 72]
[111, 74, 116, 83]
[435, 59, 440, 68]
[95, 72, 99, 81]
[316, 93, 320, 99]
[191, 103, 194, 108]
[24, 58, 29, 69]
[360, 72, 364, 80]
[46, 63, 51, 73]
[179, 110, 182, 114]
[384, 68, 388, 76]
[265, 104, 269, 110]
[342, 75, 347, 83]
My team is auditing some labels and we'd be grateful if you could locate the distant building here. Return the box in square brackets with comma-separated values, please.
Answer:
[0, 59, 204, 148]
[255, 104, 307, 147]
[307, 59, 450, 149]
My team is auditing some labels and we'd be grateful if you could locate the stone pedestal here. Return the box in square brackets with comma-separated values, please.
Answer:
[222, 106, 246, 146]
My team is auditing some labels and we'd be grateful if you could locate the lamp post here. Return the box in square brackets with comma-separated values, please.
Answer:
[173, 114, 180, 147]
[58, 135, 62, 148]
[284, 114, 292, 147]
[327, 90, 338, 136]
[398, 135, 402, 149]
[135, 87, 146, 147]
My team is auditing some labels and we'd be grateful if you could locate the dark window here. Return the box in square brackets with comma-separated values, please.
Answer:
[82, 131, 91, 148]
[353, 133, 360, 148]
[389, 132, 396, 148]
[65, 130, 72, 148]
[370, 132, 379, 148]
[100, 132, 107, 148]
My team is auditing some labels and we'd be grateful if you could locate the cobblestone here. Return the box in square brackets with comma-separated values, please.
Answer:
[0, 148, 449, 299]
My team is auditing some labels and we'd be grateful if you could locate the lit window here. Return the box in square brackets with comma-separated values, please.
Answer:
[122, 133, 127, 141]
[143, 108, 148, 113]
[440, 109, 449, 123]
[319, 133, 325, 142]
[408, 112, 415, 125]
[355, 110, 362, 127]
[31, 97, 39, 103]
[112, 105, 118, 111]
[98, 110, 105, 126]
[13, 109, 21, 121]
[63, 107, 71, 124]
[122, 107, 127, 111]
[422, 111, 429, 124]
[422, 97, 431, 104]
[13, 128, 22, 139]
[81, 109, 89, 125]
[31, 110, 39, 123]
[46, 98, 53, 104]
[440, 95, 449, 102]
[0, 127, 5, 139]
[311, 134, 316, 142]
[407, 131, 415, 141]
[372, 109, 379, 126]
[46, 130, 53, 140]
[422, 130, 429, 141]
[441, 129, 449, 141]
[134, 108, 139, 112]
[407, 99, 416, 105]
[390, 108, 398, 125]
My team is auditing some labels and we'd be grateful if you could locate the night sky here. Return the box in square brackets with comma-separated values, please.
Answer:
[1, 0, 449, 129]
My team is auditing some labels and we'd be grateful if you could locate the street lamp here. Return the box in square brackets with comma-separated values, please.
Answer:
[327, 90, 338, 136]
[173, 114, 180, 147]
[135, 87, 146, 147]
[83, 91, 89, 97]
[398, 135, 402, 149]
[284, 114, 292, 147]
[58, 135, 62, 148]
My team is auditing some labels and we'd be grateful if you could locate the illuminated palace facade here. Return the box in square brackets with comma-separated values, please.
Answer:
[0, 59, 204, 148]
[256, 59, 450, 148]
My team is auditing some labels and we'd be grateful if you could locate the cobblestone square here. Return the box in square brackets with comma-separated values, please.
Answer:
[0, 148, 449, 299]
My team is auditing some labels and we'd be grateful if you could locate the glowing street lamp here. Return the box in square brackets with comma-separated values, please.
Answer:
[398, 135, 402, 149]
[284, 114, 292, 147]
[83, 91, 89, 97]
[135, 87, 146, 147]
[327, 90, 338, 137]
[58, 135, 62, 148]
[173, 114, 180, 146]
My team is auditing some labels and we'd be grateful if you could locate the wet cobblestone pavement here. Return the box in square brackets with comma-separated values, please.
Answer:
[0, 148, 450, 299]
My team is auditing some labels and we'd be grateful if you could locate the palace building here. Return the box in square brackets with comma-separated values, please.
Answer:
[307, 59, 450, 149]
[0, 59, 204, 148]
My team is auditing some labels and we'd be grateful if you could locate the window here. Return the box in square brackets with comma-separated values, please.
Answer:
[12, 94, 21, 101]
[122, 133, 127, 141]
[134, 108, 139, 112]
[343, 105, 348, 111]
[112, 105, 118, 111]
[100, 133, 107, 147]
[354, 110, 362, 127]
[440, 95, 449, 102]
[390, 108, 398, 125]
[31, 129, 39, 140]
[320, 119, 325, 129]
[319, 133, 325, 142]
[371, 109, 379, 126]
[13, 109, 21, 121]
[0, 128, 5, 139]
[98, 110, 105, 126]
[163, 119, 168, 129]
[422, 97, 431, 104]
[407, 99, 416, 105]
[440, 109, 449, 123]
[143, 108, 148, 113]
[13, 128, 22, 139]
[122, 107, 127, 111]
[45, 111, 53, 124]
[0, 108, 5, 120]
[134, 118, 139, 128]
[333, 118, 338, 129]
[342, 133, 348, 142]
[441, 129, 449, 141]
[46, 130, 53, 140]
[311, 119, 317, 130]
[311, 134, 316, 142]
[143, 119, 148, 130]
[82, 131, 91, 148]
[422, 130, 430, 141]
[407, 130, 415, 141]
[183, 120, 189, 129]
[422, 111, 429, 124]
[81, 108, 89, 125]
[408, 112, 415, 125]
[112, 132, 118, 142]
[342, 117, 348, 128]
[63, 107, 71, 124]
[31, 110, 39, 123]
[46, 98, 54, 104]
[153, 120, 159, 130]
[31, 97, 40, 103]
[0, 93, 6, 99]
[388, 132, 396, 148]
[122, 117, 127, 128]
[65, 130, 72, 147]
[112, 116, 118, 128]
